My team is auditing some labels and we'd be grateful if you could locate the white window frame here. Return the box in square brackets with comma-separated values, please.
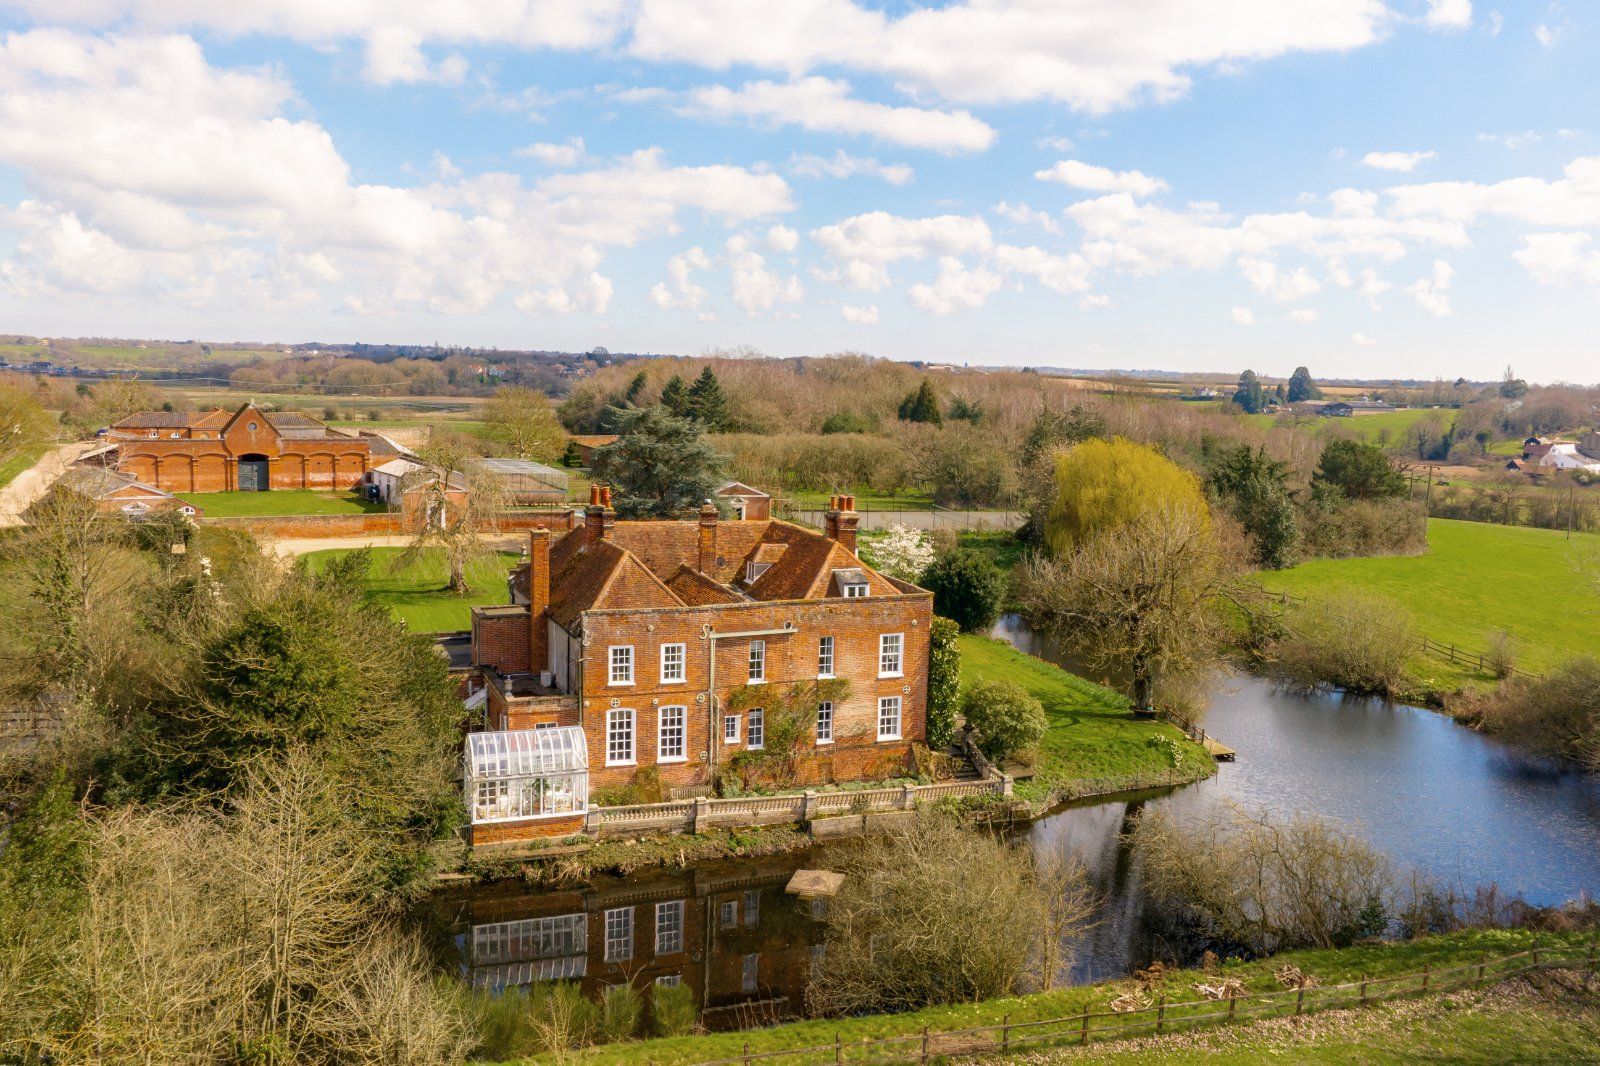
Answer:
[655, 973, 682, 988]
[816, 701, 833, 745]
[657, 706, 687, 764]
[609, 645, 634, 686]
[659, 642, 686, 684]
[843, 583, 869, 598]
[719, 900, 737, 928]
[747, 639, 765, 683]
[606, 708, 635, 767]
[878, 633, 904, 678]
[604, 907, 633, 963]
[744, 889, 760, 927]
[655, 900, 684, 955]
[747, 708, 764, 751]
[877, 696, 902, 741]
[817, 635, 834, 678]
[723, 713, 741, 745]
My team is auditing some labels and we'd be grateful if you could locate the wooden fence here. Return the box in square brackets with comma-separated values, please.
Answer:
[691, 941, 1597, 1066]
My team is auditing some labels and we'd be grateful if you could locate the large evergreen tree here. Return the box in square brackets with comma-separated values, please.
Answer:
[659, 373, 690, 417]
[1286, 366, 1321, 403]
[1312, 438, 1408, 500]
[1232, 370, 1266, 414]
[1208, 444, 1298, 569]
[898, 380, 943, 424]
[686, 366, 732, 430]
[591, 405, 728, 518]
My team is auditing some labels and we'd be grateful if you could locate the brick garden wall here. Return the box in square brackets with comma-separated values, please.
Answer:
[201, 509, 578, 539]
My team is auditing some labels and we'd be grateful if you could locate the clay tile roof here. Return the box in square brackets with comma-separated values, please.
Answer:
[664, 565, 742, 606]
[569, 434, 619, 448]
[190, 409, 231, 428]
[717, 481, 770, 498]
[547, 541, 627, 628]
[112, 411, 191, 429]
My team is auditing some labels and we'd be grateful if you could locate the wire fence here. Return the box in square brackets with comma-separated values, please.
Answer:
[692, 941, 1598, 1066]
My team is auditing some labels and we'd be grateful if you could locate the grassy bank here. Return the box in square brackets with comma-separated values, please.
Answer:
[0, 442, 47, 490]
[510, 929, 1595, 1065]
[184, 489, 387, 517]
[956, 634, 1213, 805]
[303, 546, 519, 631]
[1256, 518, 1600, 673]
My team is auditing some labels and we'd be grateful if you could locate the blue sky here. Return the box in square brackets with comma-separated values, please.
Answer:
[0, 1, 1596, 382]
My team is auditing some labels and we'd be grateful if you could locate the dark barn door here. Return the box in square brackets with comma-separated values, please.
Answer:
[237, 455, 269, 491]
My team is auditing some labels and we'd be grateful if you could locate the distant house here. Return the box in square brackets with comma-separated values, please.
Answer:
[55, 467, 201, 519]
[1318, 402, 1355, 417]
[368, 457, 430, 504]
[714, 481, 772, 520]
[568, 434, 618, 465]
[1184, 386, 1219, 401]
[1537, 443, 1600, 474]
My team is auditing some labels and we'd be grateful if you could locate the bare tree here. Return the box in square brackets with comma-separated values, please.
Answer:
[1019, 503, 1224, 710]
[484, 385, 568, 463]
[395, 434, 506, 594]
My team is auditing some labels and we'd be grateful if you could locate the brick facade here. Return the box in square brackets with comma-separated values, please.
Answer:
[468, 493, 933, 839]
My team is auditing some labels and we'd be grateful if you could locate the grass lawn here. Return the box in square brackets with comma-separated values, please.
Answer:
[302, 546, 520, 632]
[1256, 518, 1600, 672]
[0, 442, 47, 490]
[957, 634, 1211, 803]
[183, 489, 387, 517]
[514, 929, 1595, 1065]
[787, 487, 936, 511]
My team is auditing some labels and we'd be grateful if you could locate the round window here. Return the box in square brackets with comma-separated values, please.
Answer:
[247, 422, 258, 431]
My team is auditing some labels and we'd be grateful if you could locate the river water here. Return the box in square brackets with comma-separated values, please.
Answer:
[427, 616, 1600, 1015]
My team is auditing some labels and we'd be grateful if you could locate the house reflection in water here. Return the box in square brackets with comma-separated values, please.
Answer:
[432, 854, 827, 1031]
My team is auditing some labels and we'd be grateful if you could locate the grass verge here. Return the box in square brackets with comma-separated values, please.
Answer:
[183, 489, 387, 517]
[1255, 518, 1600, 674]
[508, 929, 1596, 1065]
[956, 634, 1213, 805]
[0, 442, 48, 490]
[302, 546, 520, 632]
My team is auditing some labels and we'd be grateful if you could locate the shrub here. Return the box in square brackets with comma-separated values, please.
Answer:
[1298, 497, 1427, 560]
[1045, 437, 1209, 557]
[1473, 658, 1600, 769]
[1485, 630, 1518, 680]
[820, 411, 872, 434]
[807, 813, 1093, 1015]
[960, 678, 1047, 763]
[922, 548, 1007, 632]
[599, 982, 643, 1043]
[1312, 439, 1407, 500]
[650, 981, 699, 1037]
[1131, 806, 1393, 955]
[926, 617, 960, 751]
[1267, 593, 1415, 697]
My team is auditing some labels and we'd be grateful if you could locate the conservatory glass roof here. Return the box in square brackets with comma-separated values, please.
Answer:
[466, 726, 589, 781]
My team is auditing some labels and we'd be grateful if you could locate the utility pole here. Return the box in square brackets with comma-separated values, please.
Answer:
[1425, 464, 1435, 517]
[1568, 484, 1576, 540]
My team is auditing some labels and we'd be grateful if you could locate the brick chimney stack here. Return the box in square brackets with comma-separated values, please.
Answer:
[585, 483, 615, 543]
[527, 528, 551, 673]
[823, 494, 859, 552]
[697, 500, 719, 573]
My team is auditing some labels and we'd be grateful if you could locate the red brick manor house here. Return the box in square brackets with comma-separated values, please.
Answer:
[464, 489, 933, 844]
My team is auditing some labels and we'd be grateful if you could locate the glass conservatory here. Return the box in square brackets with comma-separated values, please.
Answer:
[465, 726, 589, 824]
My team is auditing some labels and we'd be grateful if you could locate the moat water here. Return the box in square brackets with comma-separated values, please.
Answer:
[427, 615, 1600, 1017]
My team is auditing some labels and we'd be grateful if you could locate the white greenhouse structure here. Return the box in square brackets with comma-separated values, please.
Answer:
[465, 726, 590, 824]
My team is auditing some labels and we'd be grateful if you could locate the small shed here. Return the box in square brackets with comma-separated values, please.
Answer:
[568, 434, 618, 465]
[369, 457, 428, 503]
[464, 726, 590, 833]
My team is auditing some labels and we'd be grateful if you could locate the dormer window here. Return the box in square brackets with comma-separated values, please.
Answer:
[745, 561, 771, 583]
[843, 583, 868, 598]
[832, 567, 870, 598]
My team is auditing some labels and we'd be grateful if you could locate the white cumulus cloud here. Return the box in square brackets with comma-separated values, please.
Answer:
[840, 303, 879, 323]
[909, 256, 1002, 315]
[1231, 306, 1255, 325]
[1362, 150, 1437, 172]
[788, 150, 914, 185]
[1423, 0, 1472, 31]
[1404, 259, 1455, 316]
[1035, 160, 1169, 197]
[515, 138, 588, 167]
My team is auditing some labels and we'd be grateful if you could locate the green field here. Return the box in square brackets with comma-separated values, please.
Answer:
[183, 489, 387, 517]
[518, 929, 1595, 1066]
[303, 546, 519, 632]
[1257, 518, 1600, 672]
[0, 443, 47, 490]
[957, 634, 1210, 801]
[787, 487, 936, 511]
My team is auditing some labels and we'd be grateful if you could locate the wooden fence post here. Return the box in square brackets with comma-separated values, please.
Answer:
[1001, 1013, 1010, 1053]
[920, 1025, 929, 1064]
[1359, 979, 1368, 1008]
[1477, 957, 1486, 986]
[1532, 946, 1541, 968]
[742, 1041, 750, 1066]
[1421, 964, 1430, 995]
[1156, 995, 1166, 1034]
[1079, 1005, 1090, 1045]
[1226, 995, 1237, 1024]
[1295, 987, 1304, 1015]
[1588, 940, 1596, 972]
[835, 1032, 842, 1065]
